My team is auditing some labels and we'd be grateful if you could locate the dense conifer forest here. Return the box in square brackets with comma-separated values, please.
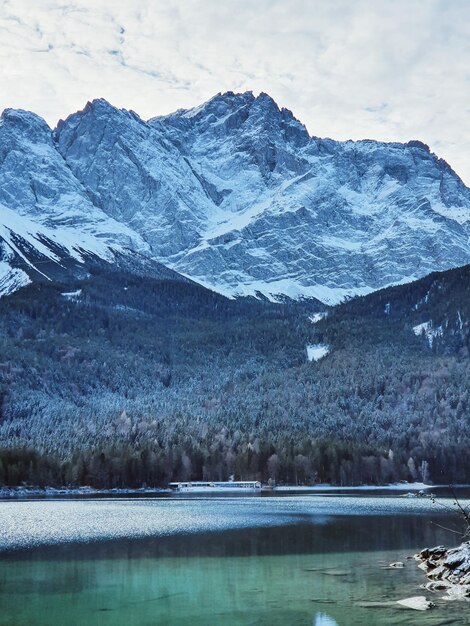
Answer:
[0, 264, 469, 487]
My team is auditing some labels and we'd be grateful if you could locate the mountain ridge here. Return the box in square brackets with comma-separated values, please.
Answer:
[1, 91, 470, 303]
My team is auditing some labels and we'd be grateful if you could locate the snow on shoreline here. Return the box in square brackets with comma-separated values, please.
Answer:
[0, 482, 443, 500]
[0, 486, 169, 499]
[273, 482, 434, 492]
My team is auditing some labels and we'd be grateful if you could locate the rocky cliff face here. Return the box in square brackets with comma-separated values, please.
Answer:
[0, 106, 152, 293]
[153, 93, 470, 301]
[1, 91, 470, 302]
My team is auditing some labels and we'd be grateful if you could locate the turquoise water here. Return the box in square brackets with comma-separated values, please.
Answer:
[0, 496, 468, 625]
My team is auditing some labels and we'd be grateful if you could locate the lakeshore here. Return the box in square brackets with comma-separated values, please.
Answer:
[0, 481, 440, 500]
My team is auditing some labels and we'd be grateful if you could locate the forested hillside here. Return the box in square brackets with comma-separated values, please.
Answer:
[0, 264, 469, 487]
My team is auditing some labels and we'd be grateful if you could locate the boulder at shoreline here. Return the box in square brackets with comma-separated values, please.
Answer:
[415, 543, 470, 600]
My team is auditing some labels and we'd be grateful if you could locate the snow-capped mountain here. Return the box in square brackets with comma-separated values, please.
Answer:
[2, 91, 470, 302]
[0, 106, 155, 294]
[148, 92, 470, 302]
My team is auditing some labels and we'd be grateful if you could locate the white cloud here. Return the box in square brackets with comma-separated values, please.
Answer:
[0, 0, 469, 183]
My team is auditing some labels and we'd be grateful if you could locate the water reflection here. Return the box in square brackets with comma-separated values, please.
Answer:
[314, 614, 338, 626]
[3, 512, 458, 563]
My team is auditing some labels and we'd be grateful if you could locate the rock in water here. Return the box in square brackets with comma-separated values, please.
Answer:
[396, 596, 434, 610]
[415, 542, 470, 600]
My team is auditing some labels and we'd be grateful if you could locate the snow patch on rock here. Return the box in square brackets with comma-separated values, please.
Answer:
[412, 321, 443, 347]
[309, 312, 327, 324]
[306, 344, 330, 362]
[61, 289, 82, 300]
[0, 261, 31, 295]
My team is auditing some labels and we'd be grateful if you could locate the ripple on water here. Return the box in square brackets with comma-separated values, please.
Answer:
[0, 495, 466, 552]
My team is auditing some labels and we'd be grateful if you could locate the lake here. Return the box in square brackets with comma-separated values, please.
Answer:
[0, 492, 468, 625]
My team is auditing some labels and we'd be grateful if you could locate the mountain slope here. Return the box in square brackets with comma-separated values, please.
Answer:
[55, 91, 470, 302]
[317, 262, 470, 356]
[1, 91, 470, 302]
[152, 92, 470, 302]
[0, 263, 469, 486]
[55, 99, 216, 259]
[0, 107, 163, 292]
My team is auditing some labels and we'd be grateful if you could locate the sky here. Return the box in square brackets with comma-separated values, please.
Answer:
[1, 0, 469, 183]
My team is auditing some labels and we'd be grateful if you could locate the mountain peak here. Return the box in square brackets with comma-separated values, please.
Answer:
[0, 108, 51, 141]
[55, 98, 145, 139]
[255, 91, 278, 105]
[152, 90, 310, 148]
[406, 139, 431, 152]
[176, 90, 255, 121]
[215, 90, 255, 101]
[84, 98, 117, 114]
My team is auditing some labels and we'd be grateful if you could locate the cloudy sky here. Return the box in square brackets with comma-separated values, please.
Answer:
[1, 0, 469, 182]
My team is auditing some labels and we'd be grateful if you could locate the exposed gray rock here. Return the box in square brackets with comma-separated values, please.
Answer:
[2, 91, 470, 300]
[415, 542, 470, 600]
[0, 106, 151, 290]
